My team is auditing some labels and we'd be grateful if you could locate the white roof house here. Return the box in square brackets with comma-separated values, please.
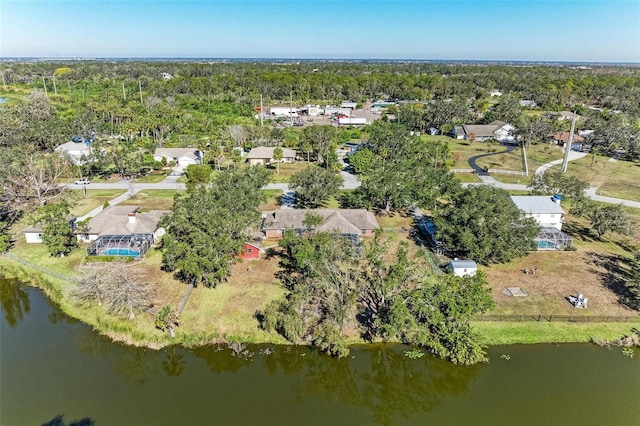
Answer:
[510, 195, 565, 231]
[340, 101, 358, 109]
[448, 260, 478, 277]
[55, 141, 93, 165]
[246, 146, 297, 166]
[154, 148, 202, 167]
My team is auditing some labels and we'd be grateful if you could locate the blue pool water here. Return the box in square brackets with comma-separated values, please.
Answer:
[101, 248, 140, 257]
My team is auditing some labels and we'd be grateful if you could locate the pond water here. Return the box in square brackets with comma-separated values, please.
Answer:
[0, 98, 7, 103]
[1, 278, 639, 426]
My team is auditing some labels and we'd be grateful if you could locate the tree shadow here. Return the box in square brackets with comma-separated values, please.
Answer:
[562, 220, 595, 242]
[586, 251, 638, 310]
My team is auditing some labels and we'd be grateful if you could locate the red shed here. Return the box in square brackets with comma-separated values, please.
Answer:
[238, 242, 261, 260]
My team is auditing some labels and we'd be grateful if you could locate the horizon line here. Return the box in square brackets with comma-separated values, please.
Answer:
[1, 56, 639, 65]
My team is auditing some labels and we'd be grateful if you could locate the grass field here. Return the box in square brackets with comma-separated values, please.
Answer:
[474, 321, 639, 345]
[119, 189, 180, 210]
[259, 189, 283, 211]
[547, 154, 640, 202]
[68, 190, 126, 216]
[268, 162, 314, 183]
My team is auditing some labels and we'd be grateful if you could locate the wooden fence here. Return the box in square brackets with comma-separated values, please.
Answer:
[450, 168, 476, 174]
[487, 169, 528, 176]
[474, 314, 640, 323]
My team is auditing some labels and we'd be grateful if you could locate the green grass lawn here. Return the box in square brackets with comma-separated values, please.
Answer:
[259, 189, 283, 211]
[269, 162, 314, 183]
[120, 189, 180, 210]
[546, 154, 640, 202]
[135, 172, 169, 183]
[68, 190, 127, 216]
[453, 172, 482, 183]
[474, 321, 640, 345]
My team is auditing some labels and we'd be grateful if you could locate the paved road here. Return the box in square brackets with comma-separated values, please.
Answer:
[534, 150, 587, 175]
[467, 144, 517, 184]
[69, 149, 640, 221]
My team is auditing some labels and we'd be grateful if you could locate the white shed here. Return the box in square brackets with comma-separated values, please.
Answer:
[448, 260, 478, 277]
[23, 226, 43, 244]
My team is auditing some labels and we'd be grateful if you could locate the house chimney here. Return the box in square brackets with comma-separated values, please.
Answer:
[128, 212, 136, 224]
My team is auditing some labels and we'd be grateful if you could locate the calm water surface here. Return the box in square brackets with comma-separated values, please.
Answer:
[1, 278, 638, 425]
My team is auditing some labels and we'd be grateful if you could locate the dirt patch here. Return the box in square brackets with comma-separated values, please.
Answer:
[484, 251, 639, 317]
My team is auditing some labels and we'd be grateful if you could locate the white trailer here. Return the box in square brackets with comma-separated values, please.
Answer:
[338, 117, 368, 126]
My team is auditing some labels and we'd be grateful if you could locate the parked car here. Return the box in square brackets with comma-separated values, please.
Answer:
[74, 179, 90, 185]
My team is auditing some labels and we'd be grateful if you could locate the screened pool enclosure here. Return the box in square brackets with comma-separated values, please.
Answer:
[86, 234, 153, 258]
[534, 227, 573, 250]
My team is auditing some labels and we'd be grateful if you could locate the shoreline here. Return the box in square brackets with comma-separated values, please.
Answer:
[2, 258, 638, 350]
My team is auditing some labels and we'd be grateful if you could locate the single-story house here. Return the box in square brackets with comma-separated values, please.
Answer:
[55, 141, 93, 165]
[78, 205, 167, 243]
[153, 148, 202, 167]
[448, 260, 478, 277]
[237, 242, 262, 260]
[453, 126, 466, 139]
[489, 90, 502, 97]
[246, 146, 296, 166]
[554, 111, 580, 121]
[262, 209, 379, 240]
[461, 121, 516, 142]
[547, 132, 585, 146]
[81, 206, 168, 258]
[23, 226, 44, 243]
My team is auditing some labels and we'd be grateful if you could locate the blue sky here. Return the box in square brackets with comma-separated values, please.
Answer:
[1, 1, 639, 62]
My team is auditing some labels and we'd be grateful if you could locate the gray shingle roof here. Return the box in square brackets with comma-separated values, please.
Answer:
[246, 146, 297, 160]
[154, 148, 200, 160]
[84, 206, 168, 236]
[264, 209, 378, 233]
[510, 196, 565, 215]
[462, 124, 499, 138]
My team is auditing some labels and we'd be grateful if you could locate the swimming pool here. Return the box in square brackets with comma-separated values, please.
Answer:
[101, 248, 141, 257]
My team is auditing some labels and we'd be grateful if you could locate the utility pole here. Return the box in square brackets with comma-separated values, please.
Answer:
[122, 82, 126, 101]
[289, 91, 293, 127]
[0, 72, 6, 90]
[522, 140, 529, 176]
[260, 94, 264, 127]
[138, 80, 143, 103]
[41, 76, 48, 97]
[561, 111, 577, 173]
[52, 76, 57, 95]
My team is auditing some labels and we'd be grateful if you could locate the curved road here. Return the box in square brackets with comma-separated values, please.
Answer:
[467, 144, 517, 184]
[69, 150, 640, 221]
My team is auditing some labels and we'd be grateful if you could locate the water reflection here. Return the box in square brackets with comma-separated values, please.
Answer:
[162, 346, 186, 377]
[2, 280, 639, 426]
[41, 414, 95, 426]
[0, 277, 30, 327]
